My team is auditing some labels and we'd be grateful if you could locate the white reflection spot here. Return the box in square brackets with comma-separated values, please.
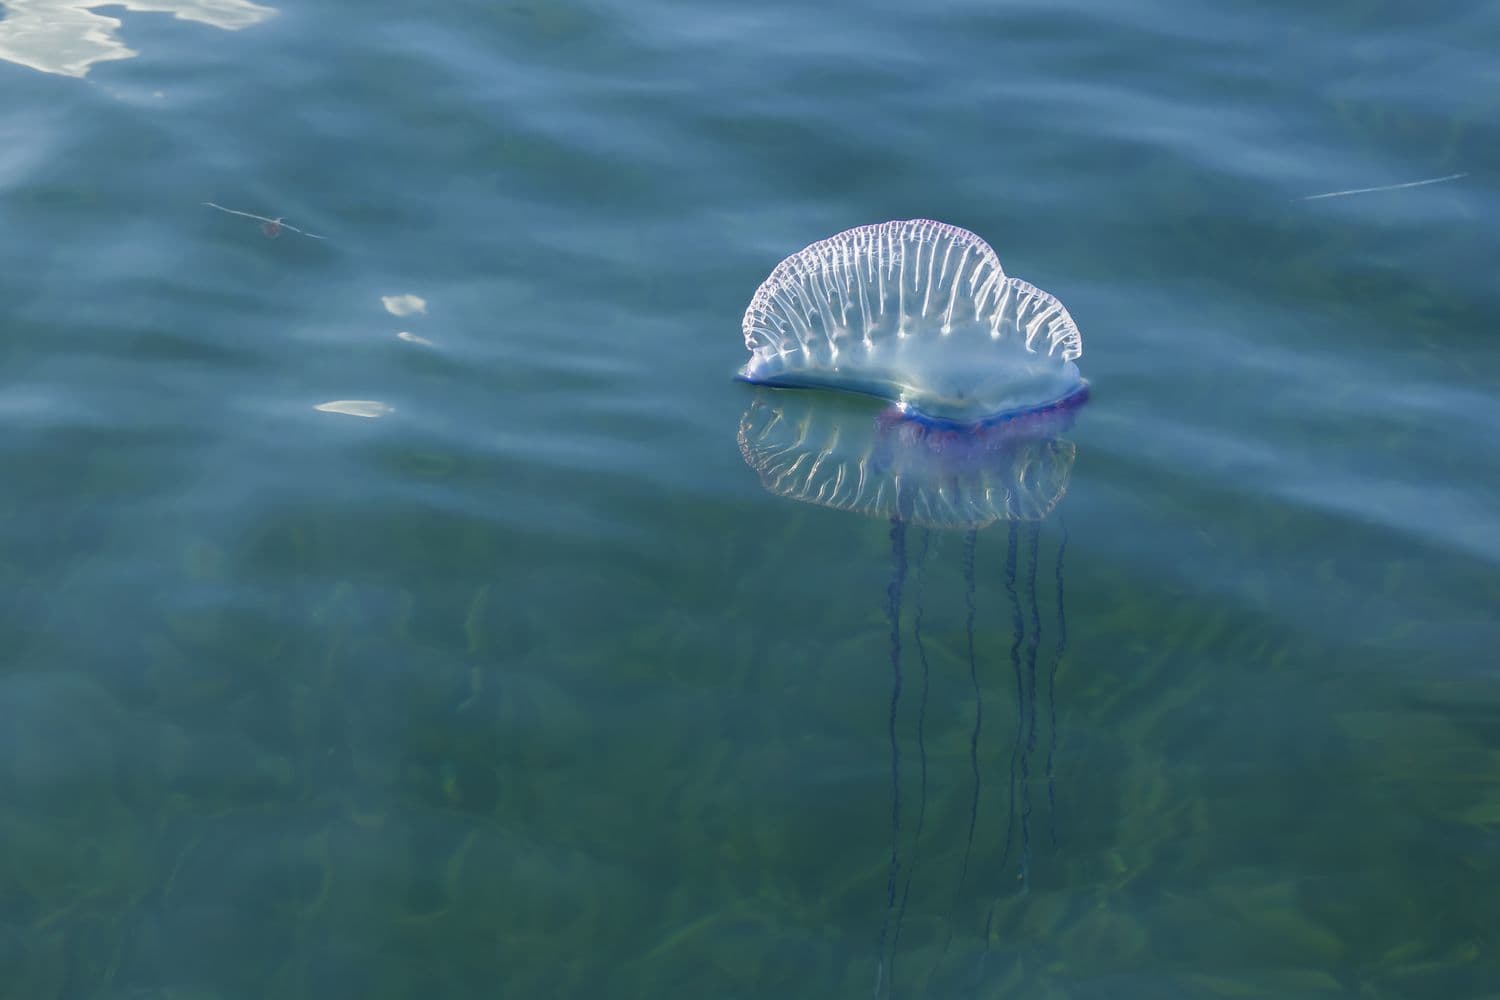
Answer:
[396, 331, 433, 346]
[0, 0, 276, 78]
[315, 400, 392, 419]
[382, 294, 427, 317]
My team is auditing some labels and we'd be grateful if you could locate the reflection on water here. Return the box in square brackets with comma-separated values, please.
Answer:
[0, 0, 274, 77]
[314, 400, 392, 418]
[739, 393, 1079, 530]
[381, 294, 427, 317]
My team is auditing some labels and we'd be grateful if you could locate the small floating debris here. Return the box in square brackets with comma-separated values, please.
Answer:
[203, 202, 326, 239]
[396, 331, 433, 346]
[314, 400, 392, 418]
[1300, 172, 1467, 201]
[382, 294, 427, 317]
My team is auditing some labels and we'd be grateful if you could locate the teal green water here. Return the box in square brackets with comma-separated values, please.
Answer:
[2, 1, 1498, 997]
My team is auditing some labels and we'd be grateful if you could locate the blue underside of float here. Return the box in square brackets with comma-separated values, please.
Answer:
[735, 372, 1090, 431]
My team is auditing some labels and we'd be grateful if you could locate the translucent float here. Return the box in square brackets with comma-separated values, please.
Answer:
[739, 219, 1086, 426]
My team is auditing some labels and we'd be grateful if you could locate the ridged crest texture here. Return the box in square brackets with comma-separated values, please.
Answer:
[740, 220, 1084, 423]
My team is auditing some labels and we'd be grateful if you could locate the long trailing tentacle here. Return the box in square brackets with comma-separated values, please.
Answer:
[976, 523, 1025, 981]
[1020, 522, 1042, 891]
[874, 516, 908, 997]
[957, 529, 983, 890]
[922, 529, 986, 997]
[890, 528, 935, 988]
[1000, 523, 1024, 878]
[1047, 515, 1068, 848]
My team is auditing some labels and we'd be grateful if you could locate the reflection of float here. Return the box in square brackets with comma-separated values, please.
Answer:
[736, 220, 1091, 995]
[0, 0, 275, 78]
[738, 389, 1083, 530]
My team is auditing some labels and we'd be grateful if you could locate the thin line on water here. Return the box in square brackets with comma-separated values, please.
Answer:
[1299, 172, 1467, 201]
[203, 201, 328, 239]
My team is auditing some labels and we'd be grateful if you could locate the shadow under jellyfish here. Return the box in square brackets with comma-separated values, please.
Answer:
[736, 221, 1089, 996]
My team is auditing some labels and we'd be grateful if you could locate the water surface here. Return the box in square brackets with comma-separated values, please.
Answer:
[1, 0, 1497, 996]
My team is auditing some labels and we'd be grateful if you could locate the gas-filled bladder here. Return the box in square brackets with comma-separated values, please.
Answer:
[739, 219, 1086, 427]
